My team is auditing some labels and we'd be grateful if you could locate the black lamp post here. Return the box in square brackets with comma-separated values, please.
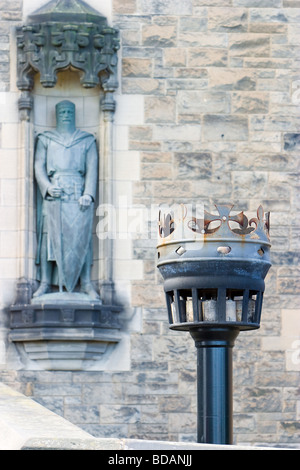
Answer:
[157, 203, 271, 445]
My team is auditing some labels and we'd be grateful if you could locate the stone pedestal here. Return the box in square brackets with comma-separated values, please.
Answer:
[9, 293, 122, 370]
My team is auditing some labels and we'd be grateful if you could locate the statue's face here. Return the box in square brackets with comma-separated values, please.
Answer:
[57, 106, 75, 126]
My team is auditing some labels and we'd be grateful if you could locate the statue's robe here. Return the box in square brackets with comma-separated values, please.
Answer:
[35, 129, 98, 291]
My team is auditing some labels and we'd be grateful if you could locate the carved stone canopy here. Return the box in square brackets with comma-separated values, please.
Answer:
[17, 0, 120, 91]
[28, 0, 108, 25]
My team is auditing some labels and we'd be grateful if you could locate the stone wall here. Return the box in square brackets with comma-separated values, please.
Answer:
[0, 0, 299, 448]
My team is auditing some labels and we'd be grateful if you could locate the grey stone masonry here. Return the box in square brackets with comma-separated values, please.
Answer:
[114, 0, 300, 448]
[0, 1, 22, 90]
[0, 383, 285, 450]
[0, 0, 299, 450]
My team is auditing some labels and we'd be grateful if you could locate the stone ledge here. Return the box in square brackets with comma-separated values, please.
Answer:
[0, 384, 286, 451]
[0, 383, 98, 450]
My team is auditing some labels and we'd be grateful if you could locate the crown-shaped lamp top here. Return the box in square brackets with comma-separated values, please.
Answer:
[158, 204, 270, 245]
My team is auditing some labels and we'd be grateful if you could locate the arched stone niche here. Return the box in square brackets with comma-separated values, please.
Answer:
[9, 0, 125, 371]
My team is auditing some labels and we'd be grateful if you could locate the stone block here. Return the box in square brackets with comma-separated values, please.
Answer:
[164, 48, 186, 67]
[113, 0, 136, 13]
[158, 396, 191, 413]
[232, 171, 268, 198]
[284, 133, 300, 151]
[208, 68, 257, 91]
[272, 44, 300, 59]
[232, 92, 269, 113]
[131, 282, 165, 307]
[142, 319, 161, 334]
[277, 278, 300, 295]
[130, 334, 153, 362]
[153, 63, 174, 80]
[141, 162, 171, 180]
[229, 34, 270, 57]
[0, 10, 22, 21]
[250, 9, 290, 24]
[153, 336, 191, 362]
[131, 360, 168, 371]
[144, 96, 176, 123]
[122, 78, 164, 95]
[100, 405, 140, 424]
[178, 32, 227, 48]
[203, 115, 248, 141]
[249, 23, 287, 34]
[120, 30, 141, 47]
[174, 68, 208, 79]
[178, 90, 230, 114]
[129, 126, 152, 141]
[122, 58, 152, 78]
[262, 82, 293, 101]
[188, 48, 227, 67]
[245, 58, 292, 70]
[64, 405, 100, 424]
[142, 24, 177, 47]
[126, 380, 179, 397]
[194, 0, 231, 4]
[141, 151, 172, 163]
[167, 78, 208, 91]
[33, 383, 82, 397]
[233, 0, 282, 6]
[174, 152, 212, 179]
[82, 382, 123, 404]
[208, 8, 248, 32]
[179, 16, 207, 33]
[253, 115, 300, 133]
[283, 0, 300, 5]
[168, 413, 196, 433]
[122, 46, 163, 60]
[237, 387, 282, 413]
[140, 404, 168, 423]
[153, 124, 201, 141]
[246, 153, 293, 171]
[288, 23, 300, 44]
[0, 1, 22, 13]
[291, 224, 300, 246]
[137, 0, 193, 15]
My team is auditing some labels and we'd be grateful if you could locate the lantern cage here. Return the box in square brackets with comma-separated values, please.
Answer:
[157, 203, 271, 332]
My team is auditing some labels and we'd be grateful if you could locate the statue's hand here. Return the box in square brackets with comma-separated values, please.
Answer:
[47, 185, 63, 198]
[79, 194, 92, 211]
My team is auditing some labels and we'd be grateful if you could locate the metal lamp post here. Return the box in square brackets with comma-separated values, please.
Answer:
[157, 203, 271, 445]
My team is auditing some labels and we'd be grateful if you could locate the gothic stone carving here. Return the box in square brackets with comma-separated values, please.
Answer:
[16, 19, 119, 91]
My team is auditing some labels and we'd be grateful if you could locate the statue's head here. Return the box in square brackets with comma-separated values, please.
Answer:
[56, 100, 76, 128]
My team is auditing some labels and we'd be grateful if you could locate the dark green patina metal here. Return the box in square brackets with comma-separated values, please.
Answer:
[27, 0, 108, 25]
[16, 0, 119, 91]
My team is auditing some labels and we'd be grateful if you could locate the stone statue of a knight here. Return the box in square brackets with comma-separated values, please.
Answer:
[34, 100, 99, 301]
